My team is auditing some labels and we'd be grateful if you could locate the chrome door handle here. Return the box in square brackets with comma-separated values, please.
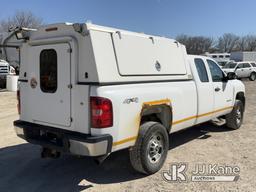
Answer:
[215, 87, 221, 92]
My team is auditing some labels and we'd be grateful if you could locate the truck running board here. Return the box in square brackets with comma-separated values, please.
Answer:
[211, 117, 226, 126]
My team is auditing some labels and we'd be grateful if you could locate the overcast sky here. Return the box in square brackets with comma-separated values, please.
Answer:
[0, 0, 255, 38]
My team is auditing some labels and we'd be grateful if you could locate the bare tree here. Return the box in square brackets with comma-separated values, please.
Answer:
[0, 11, 43, 32]
[237, 36, 248, 51]
[217, 33, 239, 52]
[245, 35, 256, 51]
[176, 34, 214, 54]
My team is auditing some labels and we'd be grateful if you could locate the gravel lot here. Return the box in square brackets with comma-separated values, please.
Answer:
[0, 81, 255, 192]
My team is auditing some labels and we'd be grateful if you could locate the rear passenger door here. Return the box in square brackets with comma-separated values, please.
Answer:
[206, 59, 234, 116]
[193, 58, 214, 124]
[243, 63, 253, 77]
[235, 64, 245, 78]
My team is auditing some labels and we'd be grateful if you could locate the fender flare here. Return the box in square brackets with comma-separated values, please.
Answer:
[140, 104, 172, 132]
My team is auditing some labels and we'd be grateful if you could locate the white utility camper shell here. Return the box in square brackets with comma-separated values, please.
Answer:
[26, 23, 191, 84]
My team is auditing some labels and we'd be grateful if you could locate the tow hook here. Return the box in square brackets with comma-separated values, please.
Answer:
[41, 147, 61, 159]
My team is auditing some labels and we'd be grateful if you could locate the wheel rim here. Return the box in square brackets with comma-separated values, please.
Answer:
[236, 106, 242, 125]
[147, 133, 164, 164]
[253, 74, 256, 80]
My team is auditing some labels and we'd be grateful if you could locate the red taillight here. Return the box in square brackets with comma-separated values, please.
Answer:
[17, 90, 20, 114]
[90, 97, 113, 128]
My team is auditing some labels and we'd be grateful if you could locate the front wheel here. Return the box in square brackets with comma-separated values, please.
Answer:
[249, 72, 256, 81]
[129, 121, 169, 175]
[225, 100, 244, 129]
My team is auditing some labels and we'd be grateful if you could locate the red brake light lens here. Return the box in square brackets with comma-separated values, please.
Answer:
[90, 97, 113, 128]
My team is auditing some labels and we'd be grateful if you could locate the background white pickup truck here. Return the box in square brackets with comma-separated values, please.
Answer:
[14, 23, 245, 175]
[0, 59, 16, 88]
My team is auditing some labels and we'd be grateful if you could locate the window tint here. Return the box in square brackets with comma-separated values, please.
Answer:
[243, 63, 251, 68]
[219, 55, 224, 58]
[225, 55, 230, 58]
[207, 59, 224, 82]
[212, 55, 217, 58]
[194, 58, 209, 82]
[237, 64, 243, 69]
[40, 49, 57, 93]
[251, 63, 256, 67]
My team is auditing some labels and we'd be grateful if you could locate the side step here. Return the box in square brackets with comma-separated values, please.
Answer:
[211, 117, 226, 126]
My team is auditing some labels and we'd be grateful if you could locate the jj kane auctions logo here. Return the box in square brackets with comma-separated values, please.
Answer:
[162, 163, 240, 182]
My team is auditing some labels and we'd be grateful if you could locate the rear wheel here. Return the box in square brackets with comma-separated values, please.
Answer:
[226, 100, 244, 129]
[129, 121, 169, 175]
[249, 72, 256, 81]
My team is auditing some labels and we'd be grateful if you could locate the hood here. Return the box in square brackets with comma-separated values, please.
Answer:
[0, 60, 9, 66]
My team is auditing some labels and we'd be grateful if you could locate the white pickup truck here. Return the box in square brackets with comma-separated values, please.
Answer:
[14, 23, 245, 175]
[0, 59, 16, 87]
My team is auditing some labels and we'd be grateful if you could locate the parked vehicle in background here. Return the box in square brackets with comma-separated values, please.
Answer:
[0, 59, 16, 88]
[14, 23, 245, 175]
[223, 61, 256, 81]
[0, 31, 21, 74]
[230, 51, 256, 62]
[203, 52, 231, 67]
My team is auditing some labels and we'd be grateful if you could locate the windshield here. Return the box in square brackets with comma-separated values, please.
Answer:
[223, 63, 237, 69]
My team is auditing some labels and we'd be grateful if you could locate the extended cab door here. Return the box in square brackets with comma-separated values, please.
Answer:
[206, 59, 234, 116]
[192, 58, 214, 124]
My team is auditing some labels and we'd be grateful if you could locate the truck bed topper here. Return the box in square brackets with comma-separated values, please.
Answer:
[24, 22, 192, 84]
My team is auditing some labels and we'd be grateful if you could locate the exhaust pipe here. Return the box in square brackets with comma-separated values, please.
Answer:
[41, 147, 61, 159]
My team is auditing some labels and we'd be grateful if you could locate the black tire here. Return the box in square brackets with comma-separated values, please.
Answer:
[225, 100, 244, 129]
[129, 121, 169, 175]
[249, 72, 256, 81]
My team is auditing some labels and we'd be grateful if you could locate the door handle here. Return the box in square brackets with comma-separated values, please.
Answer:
[215, 87, 221, 92]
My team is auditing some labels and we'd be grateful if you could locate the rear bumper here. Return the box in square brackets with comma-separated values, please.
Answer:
[13, 120, 112, 157]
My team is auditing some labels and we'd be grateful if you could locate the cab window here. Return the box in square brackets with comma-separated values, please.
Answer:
[194, 58, 209, 82]
[40, 49, 58, 93]
[207, 60, 224, 82]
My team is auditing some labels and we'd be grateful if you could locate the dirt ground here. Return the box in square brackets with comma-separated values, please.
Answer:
[0, 81, 255, 192]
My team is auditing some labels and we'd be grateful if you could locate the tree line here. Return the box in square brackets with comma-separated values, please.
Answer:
[176, 33, 256, 55]
[0, 11, 43, 33]
[1, 11, 255, 56]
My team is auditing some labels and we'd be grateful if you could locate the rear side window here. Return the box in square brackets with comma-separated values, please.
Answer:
[194, 58, 209, 82]
[207, 59, 224, 82]
[243, 63, 251, 68]
[40, 49, 57, 93]
[251, 63, 256, 67]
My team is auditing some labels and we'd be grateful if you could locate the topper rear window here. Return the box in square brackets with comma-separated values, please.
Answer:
[40, 49, 58, 93]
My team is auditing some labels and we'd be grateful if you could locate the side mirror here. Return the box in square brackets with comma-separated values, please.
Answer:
[223, 72, 236, 81]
